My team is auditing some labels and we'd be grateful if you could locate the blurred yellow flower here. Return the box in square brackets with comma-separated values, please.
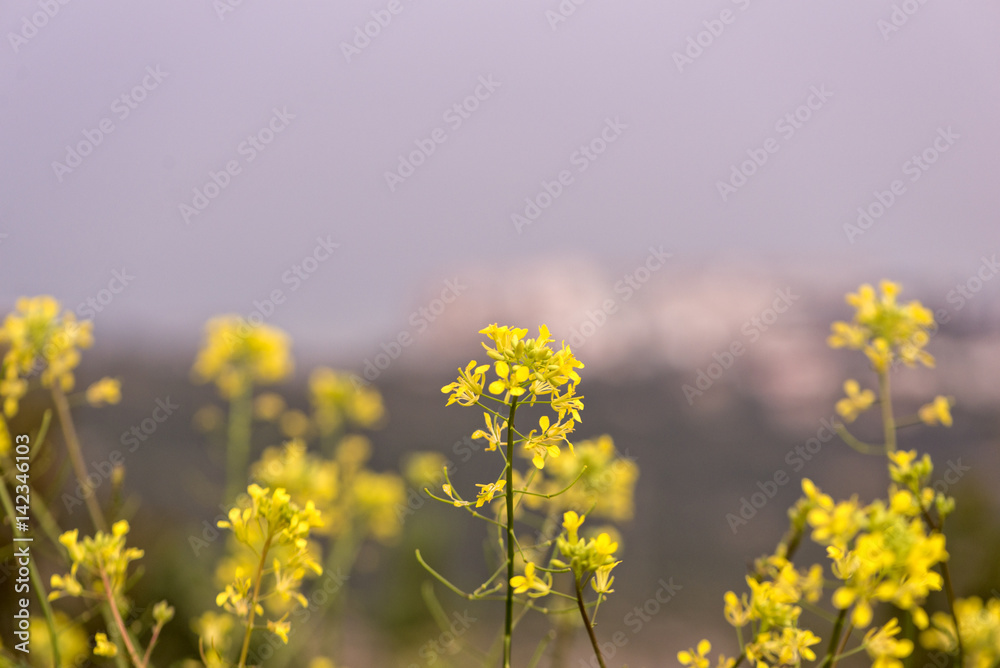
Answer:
[192, 316, 292, 398]
[835, 379, 875, 422]
[85, 376, 121, 406]
[918, 395, 952, 427]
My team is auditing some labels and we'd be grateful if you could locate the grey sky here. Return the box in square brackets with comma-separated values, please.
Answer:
[2, 0, 998, 357]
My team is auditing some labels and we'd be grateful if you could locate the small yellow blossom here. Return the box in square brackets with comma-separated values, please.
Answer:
[835, 379, 875, 422]
[918, 395, 953, 427]
[865, 618, 913, 668]
[510, 561, 551, 597]
[93, 632, 118, 658]
[678, 639, 712, 668]
[85, 377, 121, 406]
[475, 478, 506, 507]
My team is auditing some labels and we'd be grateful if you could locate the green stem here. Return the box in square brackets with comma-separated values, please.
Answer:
[830, 621, 854, 668]
[52, 386, 107, 532]
[504, 397, 519, 668]
[226, 385, 253, 502]
[878, 370, 896, 454]
[97, 561, 146, 667]
[574, 576, 607, 668]
[821, 608, 847, 668]
[238, 532, 273, 668]
[940, 560, 965, 665]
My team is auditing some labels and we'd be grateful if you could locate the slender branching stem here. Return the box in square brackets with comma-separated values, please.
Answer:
[238, 532, 273, 668]
[98, 561, 145, 667]
[878, 370, 896, 454]
[52, 386, 107, 532]
[226, 385, 253, 502]
[574, 576, 607, 668]
[503, 397, 519, 668]
[821, 608, 847, 668]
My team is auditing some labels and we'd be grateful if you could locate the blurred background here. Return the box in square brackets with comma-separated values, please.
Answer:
[2, 1, 999, 666]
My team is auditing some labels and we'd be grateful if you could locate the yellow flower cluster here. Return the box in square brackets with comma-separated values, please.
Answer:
[921, 596, 1000, 668]
[0, 296, 92, 417]
[85, 376, 121, 407]
[864, 618, 914, 668]
[827, 280, 935, 371]
[309, 367, 384, 434]
[192, 315, 293, 398]
[800, 478, 946, 629]
[523, 434, 638, 522]
[678, 639, 736, 668]
[252, 437, 406, 543]
[552, 511, 620, 581]
[719, 554, 822, 668]
[442, 324, 584, 470]
[211, 484, 323, 655]
[26, 612, 90, 668]
[49, 520, 144, 604]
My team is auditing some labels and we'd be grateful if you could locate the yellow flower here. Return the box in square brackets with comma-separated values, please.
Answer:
[678, 639, 712, 668]
[0, 296, 93, 415]
[724, 591, 751, 627]
[829, 281, 935, 371]
[254, 392, 286, 420]
[591, 561, 619, 594]
[474, 478, 506, 507]
[510, 561, 551, 597]
[192, 316, 292, 398]
[441, 360, 489, 407]
[85, 377, 121, 406]
[835, 379, 875, 422]
[918, 396, 952, 427]
[29, 612, 89, 668]
[309, 367, 384, 432]
[93, 632, 118, 658]
[562, 511, 585, 543]
[864, 618, 913, 668]
[487, 359, 530, 398]
[267, 616, 292, 644]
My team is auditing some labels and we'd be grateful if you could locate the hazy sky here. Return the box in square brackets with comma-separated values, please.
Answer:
[2, 1, 998, 356]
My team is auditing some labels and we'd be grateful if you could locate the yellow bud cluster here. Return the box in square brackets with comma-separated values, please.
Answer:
[0, 296, 93, 417]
